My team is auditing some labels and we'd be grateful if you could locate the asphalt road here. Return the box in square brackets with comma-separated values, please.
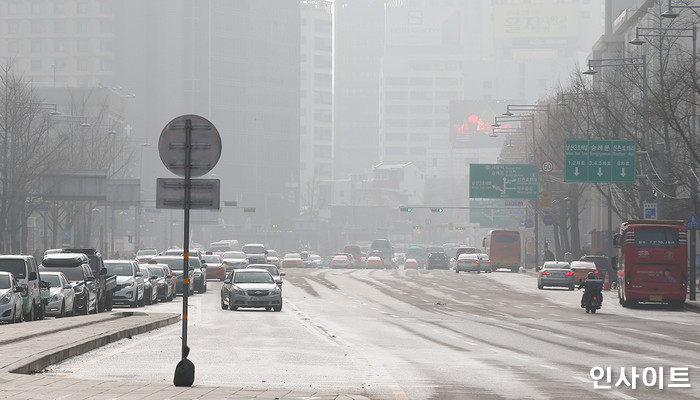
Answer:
[44, 267, 700, 400]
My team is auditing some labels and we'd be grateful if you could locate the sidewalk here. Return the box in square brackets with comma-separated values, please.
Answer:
[0, 312, 370, 400]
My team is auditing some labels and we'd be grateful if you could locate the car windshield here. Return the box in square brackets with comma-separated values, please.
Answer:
[41, 274, 62, 287]
[332, 256, 348, 261]
[147, 267, 164, 277]
[104, 262, 134, 276]
[268, 250, 279, 257]
[544, 263, 569, 270]
[202, 255, 222, 263]
[249, 266, 278, 275]
[0, 274, 11, 289]
[222, 252, 246, 260]
[0, 259, 26, 279]
[137, 249, 157, 256]
[285, 254, 301, 259]
[41, 267, 84, 281]
[242, 245, 265, 254]
[234, 271, 274, 284]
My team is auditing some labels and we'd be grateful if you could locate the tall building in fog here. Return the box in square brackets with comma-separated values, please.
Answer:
[333, 0, 385, 179]
[300, 1, 333, 214]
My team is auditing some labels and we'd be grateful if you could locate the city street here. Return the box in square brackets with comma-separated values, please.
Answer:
[45, 268, 700, 400]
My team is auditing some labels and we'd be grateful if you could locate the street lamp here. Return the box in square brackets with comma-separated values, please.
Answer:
[629, 24, 698, 300]
[504, 104, 551, 161]
[662, 0, 700, 19]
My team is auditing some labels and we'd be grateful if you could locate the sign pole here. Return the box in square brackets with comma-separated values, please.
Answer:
[182, 118, 191, 360]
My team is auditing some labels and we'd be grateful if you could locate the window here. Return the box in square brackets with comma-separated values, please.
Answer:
[314, 55, 331, 69]
[385, 105, 408, 114]
[314, 91, 332, 105]
[315, 19, 331, 34]
[7, 40, 19, 53]
[31, 21, 43, 34]
[54, 39, 66, 52]
[31, 40, 42, 53]
[435, 77, 458, 86]
[54, 20, 65, 33]
[8, 22, 18, 34]
[76, 38, 89, 52]
[8, 2, 18, 15]
[54, 1, 64, 14]
[100, 39, 112, 52]
[411, 77, 432, 86]
[410, 91, 432, 101]
[77, 20, 89, 34]
[31, 2, 42, 14]
[314, 73, 331, 85]
[100, 58, 112, 71]
[77, 1, 89, 14]
[313, 110, 332, 123]
[53, 59, 66, 71]
[31, 59, 42, 72]
[385, 119, 408, 128]
[314, 37, 331, 52]
[100, 20, 113, 34]
[77, 58, 89, 71]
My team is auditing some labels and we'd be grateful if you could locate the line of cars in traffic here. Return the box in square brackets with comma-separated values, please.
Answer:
[535, 255, 611, 290]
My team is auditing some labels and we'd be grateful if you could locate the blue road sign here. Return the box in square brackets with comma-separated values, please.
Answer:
[687, 213, 700, 229]
[524, 219, 534, 228]
[644, 203, 657, 220]
[543, 215, 554, 226]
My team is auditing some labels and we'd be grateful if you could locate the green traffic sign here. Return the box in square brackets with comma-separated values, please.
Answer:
[469, 164, 538, 199]
[564, 139, 636, 182]
[469, 199, 526, 225]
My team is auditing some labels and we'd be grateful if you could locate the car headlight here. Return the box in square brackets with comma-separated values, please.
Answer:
[73, 285, 84, 295]
[233, 288, 246, 295]
[269, 287, 280, 295]
[0, 292, 10, 305]
[122, 281, 134, 289]
[50, 294, 62, 302]
[193, 270, 202, 277]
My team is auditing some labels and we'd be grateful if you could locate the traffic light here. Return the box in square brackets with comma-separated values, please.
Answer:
[431, 207, 444, 213]
[413, 226, 423, 230]
[400, 206, 413, 212]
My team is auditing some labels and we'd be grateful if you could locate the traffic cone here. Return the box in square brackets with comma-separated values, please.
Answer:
[603, 271, 611, 291]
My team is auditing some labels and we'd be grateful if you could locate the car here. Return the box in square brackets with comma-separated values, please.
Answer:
[139, 267, 159, 305]
[145, 264, 175, 302]
[475, 253, 493, 273]
[246, 264, 285, 286]
[61, 248, 115, 313]
[266, 250, 281, 268]
[537, 261, 575, 290]
[104, 260, 145, 308]
[309, 254, 323, 268]
[365, 256, 384, 269]
[220, 269, 283, 311]
[135, 248, 158, 263]
[569, 260, 598, 284]
[0, 255, 46, 321]
[404, 258, 419, 269]
[579, 255, 613, 282]
[148, 256, 195, 296]
[282, 253, 303, 268]
[454, 246, 480, 262]
[188, 257, 208, 293]
[454, 254, 481, 273]
[241, 243, 268, 265]
[40, 271, 75, 318]
[330, 254, 354, 268]
[40, 253, 98, 315]
[221, 251, 249, 272]
[0, 271, 24, 323]
[201, 254, 225, 281]
[427, 252, 450, 270]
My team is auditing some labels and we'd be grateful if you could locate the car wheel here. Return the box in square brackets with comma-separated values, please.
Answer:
[228, 294, 236, 311]
[455, 270, 459, 274]
[221, 296, 227, 310]
[569, 285, 575, 291]
[591, 308, 596, 314]
[265, 306, 272, 311]
[59, 301, 66, 318]
[89, 297, 98, 314]
[537, 283, 543, 289]
[105, 293, 113, 311]
[36, 302, 45, 320]
[273, 303, 282, 312]
[138, 290, 145, 307]
[131, 297, 138, 308]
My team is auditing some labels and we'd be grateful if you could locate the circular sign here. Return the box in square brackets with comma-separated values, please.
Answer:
[543, 215, 554, 226]
[159, 114, 222, 178]
[524, 219, 534, 228]
[541, 160, 554, 174]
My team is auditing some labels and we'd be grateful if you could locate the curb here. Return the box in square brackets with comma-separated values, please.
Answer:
[0, 313, 125, 347]
[3, 313, 180, 374]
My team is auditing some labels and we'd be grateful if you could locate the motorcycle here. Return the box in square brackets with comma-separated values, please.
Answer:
[579, 279, 604, 314]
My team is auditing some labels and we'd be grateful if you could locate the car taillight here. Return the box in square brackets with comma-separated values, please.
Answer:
[541, 270, 550, 275]
[565, 271, 574, 276]
[593, 296, 598, 301]
[475, 260, 480, 264]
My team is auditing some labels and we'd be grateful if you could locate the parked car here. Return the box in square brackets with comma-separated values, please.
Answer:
[427, 252, 450, 270]
[246, 264, 285, 286]
[475, 253, 493, 273]
[145, 264, 175, 302]
[139, 267, 159, 305]
[404, 258, 419, 270]
[188, 256, 207, 293]
[0, 271, 24, 323]
[282, 253, 303, 268]
[62, 248, 116, 312]
[104, 260, 145, 308]
[221, 251, 249, 272]
[0, 255, 46, 321]
[221, 268, 282, 311]
[454, 254, 481, 273]
[536, 261, 575, 290]
[201, 253, 225, 281]
[149, 256, 194, 295]
[135, 248, 158, 263]
[40, 271, 75, 318]
[40, 253, 98, 315]
[569, 260, 598, 284]
[365, 256, 384, 269]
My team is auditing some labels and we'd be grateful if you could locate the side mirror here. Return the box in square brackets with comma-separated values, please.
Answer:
[136, 272, 144, 277]
[63, 283, 72, 289]
[611, 256, 618, 270]
[101, 267, 108, 275]
[612, 233, 621, 248]
[85, 276, 96, 282]
[535, 267, 541, 272]
[223, 279, 231, 284]
[28, 271, 38, 281]
[14, 286, 23, 292]
[280, 272, 286, 276]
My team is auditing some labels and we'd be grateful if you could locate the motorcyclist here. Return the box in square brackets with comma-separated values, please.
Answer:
[579, 271, 603, 308]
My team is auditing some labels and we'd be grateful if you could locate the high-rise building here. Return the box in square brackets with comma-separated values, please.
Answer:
[300, 1, 333, 215]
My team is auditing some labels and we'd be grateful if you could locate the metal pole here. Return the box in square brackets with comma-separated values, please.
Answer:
[690, 26, 697, 300]
[181, 118, 192, 360]
[532, 116, 539, 269]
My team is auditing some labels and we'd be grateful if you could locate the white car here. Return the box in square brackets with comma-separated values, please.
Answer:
[40, 271, 76, 318]
[0, 271, 23, 323]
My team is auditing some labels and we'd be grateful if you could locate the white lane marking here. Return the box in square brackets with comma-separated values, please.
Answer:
[541, 365, 557, 370]
[612, 392, 637, 400]
[574, 376, 589, 383]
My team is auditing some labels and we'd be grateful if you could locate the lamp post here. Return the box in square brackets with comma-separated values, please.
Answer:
[630, 24, 697, 300]
[135, 142, 151, 254]
[493, 113, 540, 268]
[504, 104, 551, 161]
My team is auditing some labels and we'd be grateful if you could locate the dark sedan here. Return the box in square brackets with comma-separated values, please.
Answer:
[537, 261, 575, 290]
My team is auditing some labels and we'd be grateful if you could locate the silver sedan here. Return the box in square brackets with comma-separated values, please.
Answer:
[41, 271, 75, 318]
[537, 261, 575, 290]
[221, 269, 282, 312]
[0, 271, 23, 323]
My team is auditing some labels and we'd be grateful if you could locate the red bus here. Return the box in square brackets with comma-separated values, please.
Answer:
[482, 230, 521, 273]
[613, 220, 687, 308]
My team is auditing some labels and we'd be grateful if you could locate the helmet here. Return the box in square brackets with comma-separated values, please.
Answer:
[587, 272, 596, 280]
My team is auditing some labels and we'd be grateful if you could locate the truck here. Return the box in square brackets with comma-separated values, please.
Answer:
[63, 248, 117, 312]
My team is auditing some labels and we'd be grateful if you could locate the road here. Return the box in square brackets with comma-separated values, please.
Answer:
[45, 267, 700, 399]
